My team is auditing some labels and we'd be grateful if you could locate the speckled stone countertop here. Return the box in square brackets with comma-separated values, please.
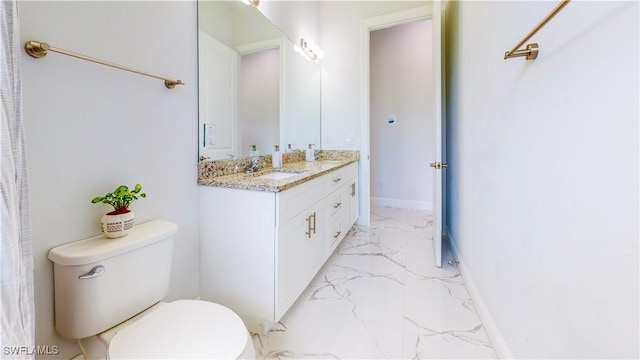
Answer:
[198, 150, 359, 193]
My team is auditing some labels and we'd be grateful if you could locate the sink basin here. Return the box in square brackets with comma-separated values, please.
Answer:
[256, 172, 299, 180]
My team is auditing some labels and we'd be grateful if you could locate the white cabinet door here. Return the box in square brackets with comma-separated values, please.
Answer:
[277, 212, 305, 319]
[347, 176, 359, 225]
[303, 204, 324, 284]
[276, 203, 323, 319]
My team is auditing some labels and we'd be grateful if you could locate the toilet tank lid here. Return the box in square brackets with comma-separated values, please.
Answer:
[48, 220, 178, 266]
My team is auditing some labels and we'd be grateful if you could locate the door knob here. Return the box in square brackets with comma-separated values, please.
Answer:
[429, 161, 448, 170]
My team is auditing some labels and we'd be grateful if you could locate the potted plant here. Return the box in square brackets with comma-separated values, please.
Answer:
[91, 183, 146, 238]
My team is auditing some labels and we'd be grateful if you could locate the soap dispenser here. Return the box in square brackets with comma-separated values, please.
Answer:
[273, 145, 282, 169]
[306, 144, 315, 162]
[249, 145, 259, 157]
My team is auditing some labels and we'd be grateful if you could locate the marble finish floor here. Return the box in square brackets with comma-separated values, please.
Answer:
[251, 206, 496, 359]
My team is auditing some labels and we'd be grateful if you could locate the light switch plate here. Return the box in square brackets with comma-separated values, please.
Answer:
[204, 123, 216, 147]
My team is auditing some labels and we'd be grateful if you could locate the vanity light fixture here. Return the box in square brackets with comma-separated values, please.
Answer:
[242, 0, 259, 7]
[294, 38, 323, 63]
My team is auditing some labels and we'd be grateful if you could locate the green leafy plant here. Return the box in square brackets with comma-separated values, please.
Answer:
[91, 183, 146, 215]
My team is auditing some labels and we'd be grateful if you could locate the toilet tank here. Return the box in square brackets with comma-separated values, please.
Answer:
[48, 220, 177, 340]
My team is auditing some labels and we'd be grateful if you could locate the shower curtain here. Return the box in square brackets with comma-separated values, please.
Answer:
[1, 0, 36, 359]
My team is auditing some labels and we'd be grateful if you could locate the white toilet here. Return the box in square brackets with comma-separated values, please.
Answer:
[48, 220, 255, 359]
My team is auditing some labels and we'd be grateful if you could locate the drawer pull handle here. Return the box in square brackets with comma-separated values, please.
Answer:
[333, 177, 342, 183]
[333, 202, 342, 209]
[306, 215, 312, 238]
[306, 212, 317, 238]
[312, 212, 317, 234]
[333, 231, 342, 239]
[351, 183, 356, 197]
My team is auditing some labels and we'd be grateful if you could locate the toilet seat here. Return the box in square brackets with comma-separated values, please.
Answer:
[108, 299, 250, 359]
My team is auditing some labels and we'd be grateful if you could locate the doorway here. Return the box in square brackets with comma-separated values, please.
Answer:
[239, 48, 280, 157]
[360, 4, 445, 267]
[369, 19, 434, 211]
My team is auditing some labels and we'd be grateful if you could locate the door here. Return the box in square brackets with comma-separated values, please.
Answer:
[362, 5, 444, 267]
[198, 31, 238, 160]
[431, 1, 445, 268]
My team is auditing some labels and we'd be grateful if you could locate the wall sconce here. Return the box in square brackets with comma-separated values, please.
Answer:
[294, 38, 323, 63]
[242, 0, 259, 7]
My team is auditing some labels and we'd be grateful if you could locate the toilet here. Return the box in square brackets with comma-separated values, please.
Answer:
[48, 220, 255, 359]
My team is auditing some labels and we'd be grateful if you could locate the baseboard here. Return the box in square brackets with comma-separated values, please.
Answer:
[446, 227, 514, 359]
[371, 197, 433, 211]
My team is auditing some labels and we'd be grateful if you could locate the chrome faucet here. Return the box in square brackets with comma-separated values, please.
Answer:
[246, 156, 266, 173]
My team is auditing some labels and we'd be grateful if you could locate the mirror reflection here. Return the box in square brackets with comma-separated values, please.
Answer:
[198, 0, 320, 161]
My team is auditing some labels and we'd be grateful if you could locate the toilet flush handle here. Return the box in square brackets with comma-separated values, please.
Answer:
[78, 265, 105, 279]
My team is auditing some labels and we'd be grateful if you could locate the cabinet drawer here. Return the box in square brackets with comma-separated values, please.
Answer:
[277, 177, 325, 224]
[327, 191, 344, 220]
[326, 213, 347, 255]
[325, 163, 358, 195]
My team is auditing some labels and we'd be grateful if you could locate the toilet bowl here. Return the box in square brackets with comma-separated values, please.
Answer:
[107, 300, 254, 359]
[48, 220, 255, 359]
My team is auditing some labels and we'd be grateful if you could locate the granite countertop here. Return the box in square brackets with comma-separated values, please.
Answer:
[198, 158, 358, 193]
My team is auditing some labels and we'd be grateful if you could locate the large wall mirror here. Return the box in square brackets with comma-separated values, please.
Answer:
[198, 1, 321, 161]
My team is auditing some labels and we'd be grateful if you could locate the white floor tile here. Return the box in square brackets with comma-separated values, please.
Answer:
[252, 205, 496, 359]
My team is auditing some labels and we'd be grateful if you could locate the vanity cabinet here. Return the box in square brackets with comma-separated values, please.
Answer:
[200, 162, 358, 333]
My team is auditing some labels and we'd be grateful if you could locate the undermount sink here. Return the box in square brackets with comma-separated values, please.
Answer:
[256, 172, 299, 180]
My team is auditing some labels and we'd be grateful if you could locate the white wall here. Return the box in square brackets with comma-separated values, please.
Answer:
[370, 20, 433, 210]
[320, 1, 430, 225]
[319, 1, 428, 151]
[198, 0, 234, 46]
[19, 1, 199, 358]
[445, 1, 639, 358]
[239, 48, 279, 156]
[258, 1, 321, 46]
[198, 1, 283, 49]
